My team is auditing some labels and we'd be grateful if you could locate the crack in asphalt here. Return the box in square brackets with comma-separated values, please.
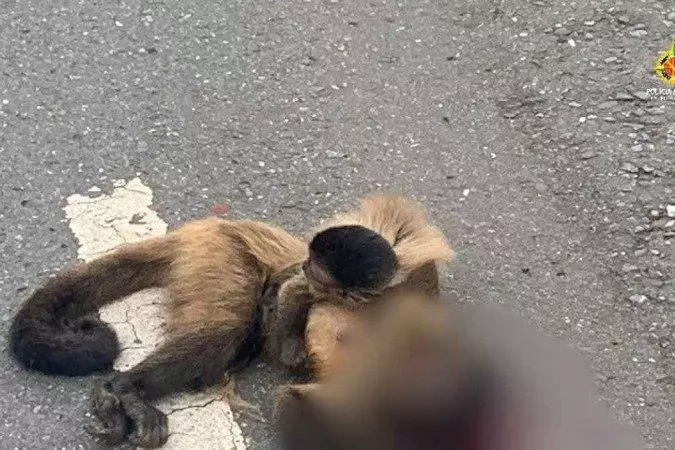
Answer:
[122, 301, 142, 345]
[166, 398, 221, 416]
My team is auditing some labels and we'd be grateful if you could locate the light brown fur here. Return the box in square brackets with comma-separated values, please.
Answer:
[165, 218, 307, 332]
[301, 193, 453, 380]
[304, 304, 362, 379]
[10, 215, 310, 447]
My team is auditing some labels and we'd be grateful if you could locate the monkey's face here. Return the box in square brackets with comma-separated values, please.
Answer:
[301, 259, 336, 294]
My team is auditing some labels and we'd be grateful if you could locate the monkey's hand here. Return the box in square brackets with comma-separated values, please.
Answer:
[84, 379, 169, 448]
[266, 302, 313, 374]
[279, 336, 309, 371]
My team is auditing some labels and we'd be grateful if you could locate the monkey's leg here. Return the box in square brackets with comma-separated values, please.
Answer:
[265, 291, 315, 372]
[85, 326, 256, 448]
[84, 219, 269, 446]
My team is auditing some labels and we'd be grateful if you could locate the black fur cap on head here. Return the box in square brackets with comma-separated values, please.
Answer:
[309, 225, 398, 290]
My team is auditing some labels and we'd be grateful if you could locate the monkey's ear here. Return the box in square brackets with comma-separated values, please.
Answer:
[303, 258, 340, 290]
[275, 384, 344, 450]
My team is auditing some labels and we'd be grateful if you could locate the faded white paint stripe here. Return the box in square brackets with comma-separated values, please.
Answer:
[64, 177, 246, 450]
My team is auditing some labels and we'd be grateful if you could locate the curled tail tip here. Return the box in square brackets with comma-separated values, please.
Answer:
[9, 312, 120, 376]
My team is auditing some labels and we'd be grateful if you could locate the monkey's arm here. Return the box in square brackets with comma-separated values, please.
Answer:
[261, 266, 317, 372]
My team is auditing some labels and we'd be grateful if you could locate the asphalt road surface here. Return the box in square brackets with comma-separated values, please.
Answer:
[1, 0, 674, 449]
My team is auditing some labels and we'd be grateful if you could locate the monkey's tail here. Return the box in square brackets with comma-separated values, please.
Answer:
[9, 236, 176, 376]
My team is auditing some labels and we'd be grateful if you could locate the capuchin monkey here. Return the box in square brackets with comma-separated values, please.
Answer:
[8, 193, 452, 448]
[277, 295, 643, 450]
[262, 193, 452, 374]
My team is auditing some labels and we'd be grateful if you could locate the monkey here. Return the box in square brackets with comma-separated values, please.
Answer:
[8, 192, 453, 448]
[276, 294, 643, 450]
[259, 194, 454, 425]
[261, 193, 453, 375]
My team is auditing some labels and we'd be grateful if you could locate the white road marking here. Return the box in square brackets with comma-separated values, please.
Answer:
[64, 177, 246, 450]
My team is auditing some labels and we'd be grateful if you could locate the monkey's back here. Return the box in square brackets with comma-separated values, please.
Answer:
[163, 217, 308, 333]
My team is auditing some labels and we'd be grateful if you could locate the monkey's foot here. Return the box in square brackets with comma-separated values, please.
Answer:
[85, 380, 169, 448]
[84, 380, 127, 446]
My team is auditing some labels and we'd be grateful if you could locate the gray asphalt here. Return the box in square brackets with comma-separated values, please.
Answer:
[1, 0, 673, 448]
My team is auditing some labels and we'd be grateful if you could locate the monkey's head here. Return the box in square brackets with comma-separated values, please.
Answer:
[303, 225, 397, 301]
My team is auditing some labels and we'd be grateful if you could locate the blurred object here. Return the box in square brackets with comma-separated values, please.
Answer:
[277, 294, 643, 450]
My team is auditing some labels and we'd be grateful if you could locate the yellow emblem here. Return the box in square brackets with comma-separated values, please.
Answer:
[654, 40, 675, 86]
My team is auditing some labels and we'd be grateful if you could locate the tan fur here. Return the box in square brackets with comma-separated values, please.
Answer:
[55, 194, 447, 372]
[315, 193, 453, 285]
[14, 191, 452, 448]
[304, 304, 362, 379]
[165, 218, 306, 332]
[152, 193, 449, 364]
